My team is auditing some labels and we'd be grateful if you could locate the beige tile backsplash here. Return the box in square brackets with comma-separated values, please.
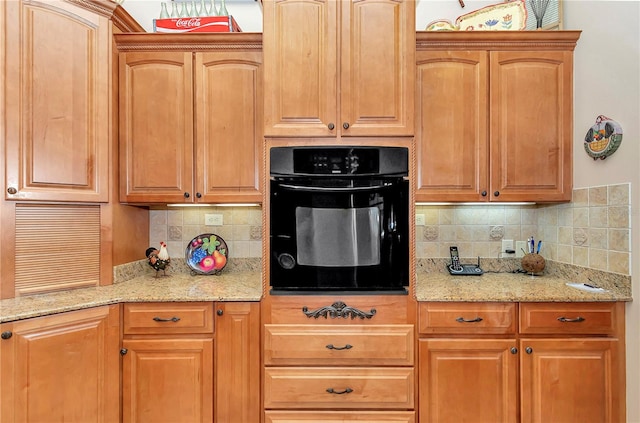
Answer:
[149, 206, 263, 261]
[415, 183, 631, 275]
[148, 184, 631, 275]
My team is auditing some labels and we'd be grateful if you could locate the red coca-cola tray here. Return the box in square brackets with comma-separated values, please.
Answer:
[153, 16, 242, 33]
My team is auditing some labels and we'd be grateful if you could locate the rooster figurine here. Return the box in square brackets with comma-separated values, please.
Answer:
[146, 242, 171, 277]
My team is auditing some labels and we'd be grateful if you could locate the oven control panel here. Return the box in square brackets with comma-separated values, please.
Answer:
[270, 146, 408, 177]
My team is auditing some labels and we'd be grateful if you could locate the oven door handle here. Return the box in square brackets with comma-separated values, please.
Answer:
[277, 183, 388, 192]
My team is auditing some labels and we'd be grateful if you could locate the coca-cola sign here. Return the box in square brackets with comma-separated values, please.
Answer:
[175, 18, 201, 28]
[154, 16, 242, 33]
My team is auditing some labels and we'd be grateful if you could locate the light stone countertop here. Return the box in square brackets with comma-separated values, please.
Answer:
[0, 268, 263, 323]
[1, 258, 632, 323]
[414, 258, 632, 302]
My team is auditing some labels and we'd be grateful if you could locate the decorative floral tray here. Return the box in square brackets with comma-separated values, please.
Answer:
[185, 233, 228, 275]
[456, 0, 527, 31]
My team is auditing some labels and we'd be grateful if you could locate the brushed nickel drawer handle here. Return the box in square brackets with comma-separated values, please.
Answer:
[557, 316, 585, 323]
[326, 387, 353, 395]
[456, 316, 483, 323]
[326, 344, 353, 351]
[152, 316, 181, 322]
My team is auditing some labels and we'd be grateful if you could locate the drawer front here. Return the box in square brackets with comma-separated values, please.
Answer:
[123, 302, 214, 334]
[419, 302, 516, 334]
[519, 302, 621, 335]
[267, 295, 409, 325]
[265, 411, 415, 422]
[264, 367, 414, 409]
[264, 324, 414, 366]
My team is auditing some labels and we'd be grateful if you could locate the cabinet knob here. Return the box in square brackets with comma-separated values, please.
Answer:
[184, 192, 190, 198]
[7, 187, 17, 195]
[343, 122, 350, 130]
[217, 309, 223, 316]
[510, 347, 518, 354]
[196, 192, 202, 198]
[494, 191, 500, 197]
[525, 347, 533, 354]
[1, 331, 12, 339]
[328, 123, 335, 130]
[481, 191, 487, 197]
[120, 348, 128, 356]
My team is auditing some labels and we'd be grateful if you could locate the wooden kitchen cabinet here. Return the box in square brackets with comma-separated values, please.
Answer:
[122, 301, 261, 423]
[263, 295, 416, 420]
[0, 306, 120, 423]
[417, 302, 626, 423]
[519, 302, 626, 423]
[117, 34, 263, 204]
[121, 302, 215, 423]
[418, 302, 518, 423]
[2, 0, 139, 202]
[263, 0, 414, 138]
[215, 302, 261, 423]
[416, 31, 580, 202]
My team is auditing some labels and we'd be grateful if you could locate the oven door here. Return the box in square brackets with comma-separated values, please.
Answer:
[269, 178, 408, 292]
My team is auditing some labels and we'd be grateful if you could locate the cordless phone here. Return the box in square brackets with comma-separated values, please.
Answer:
[447, 246, 484, 275]
[449, 246, 462, 271]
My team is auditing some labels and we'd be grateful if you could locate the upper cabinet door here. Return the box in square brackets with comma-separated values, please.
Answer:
[263, 0, 414, 138]
[263, 0, 337, 137]
[490, 50, 573, 202]
[4, 0, 110, 202]
[119, 51, 195, 203]
[195, 51, 263, 203]
[340, 0, 415, 137]
[415, 50, 489, 202]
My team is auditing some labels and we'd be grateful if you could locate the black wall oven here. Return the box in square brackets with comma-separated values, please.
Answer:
[269, 146, 409, 293]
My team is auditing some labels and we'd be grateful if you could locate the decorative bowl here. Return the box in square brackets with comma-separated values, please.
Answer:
[185, 233, 228, 275]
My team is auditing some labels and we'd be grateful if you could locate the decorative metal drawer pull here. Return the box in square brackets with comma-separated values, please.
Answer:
[152, 316, 181, 322]
[326, 387, 353, 395]
[302, 301, 376, 319]
[557, 316, 585, 323]
[456, 316, 483, 323]
[326, 343, 353, 351]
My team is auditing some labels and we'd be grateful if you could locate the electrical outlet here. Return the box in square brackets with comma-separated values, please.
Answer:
[516, 241, 527, 257]
[205, 213, 223, 226]
[501, 239, 514, 252]
[415, 214, 425, 226]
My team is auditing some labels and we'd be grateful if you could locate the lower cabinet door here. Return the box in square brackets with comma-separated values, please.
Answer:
[122, 337, 213, 423]
[520, 338, 624, 423]
[0, 306, 120, 423]
[265, 411, 415, 422]
[264, 367, 414, 409]
[419, 338, 518, 423]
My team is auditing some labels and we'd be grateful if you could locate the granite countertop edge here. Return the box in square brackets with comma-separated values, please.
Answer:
[0, 270, 264, 323]
[1, 258, 633, 323]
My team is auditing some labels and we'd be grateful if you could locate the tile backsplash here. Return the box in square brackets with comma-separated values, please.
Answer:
[415, 183, 631, 275]
[149, 206, 263, 261]
[148, 183, 631, 276]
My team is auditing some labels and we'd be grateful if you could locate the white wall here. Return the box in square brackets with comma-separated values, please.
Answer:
[123, 0, 640, 420]
[563, 2, 639, 421]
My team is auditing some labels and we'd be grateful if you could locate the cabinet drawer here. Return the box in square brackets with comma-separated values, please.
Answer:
[264, 367, 414, 409]
[264, 324, 414, 366]
[519, 302, 621, 335]
[265, 411, 415, 422]
[123, 302, 214, 334]
[268, 295, 409, 325]
[419, 302, 516, 334]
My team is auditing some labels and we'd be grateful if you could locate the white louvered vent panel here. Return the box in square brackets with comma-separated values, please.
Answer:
[15, 204, 101, 296]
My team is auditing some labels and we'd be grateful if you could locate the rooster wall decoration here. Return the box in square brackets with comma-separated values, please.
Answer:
[146, 242, 171, 277]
